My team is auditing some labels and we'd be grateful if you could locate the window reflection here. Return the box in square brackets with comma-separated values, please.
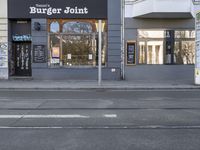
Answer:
[175, 31, 195, 39]
[48, 20, 107, 67]
[50, 21, 60, 33]
[147, 41, 163, 64]
[138, 29, 195, 65]
[62, 22, 93, 34]
[139, 42, 145, 64]
[138, 30, 164, 38]
[62, 34, 96, 66]
[174, 41, 195, 64]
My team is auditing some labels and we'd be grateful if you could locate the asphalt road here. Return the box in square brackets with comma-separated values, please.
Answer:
[0, 89, 200, 150]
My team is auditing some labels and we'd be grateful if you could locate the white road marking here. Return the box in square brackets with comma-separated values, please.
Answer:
[104, 114, 117, 118]
[0, 114, 119, 119]
[0, 115, 90, 119]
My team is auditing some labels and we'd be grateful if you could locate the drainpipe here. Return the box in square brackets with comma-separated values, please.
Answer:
[121, 0, 125, 80]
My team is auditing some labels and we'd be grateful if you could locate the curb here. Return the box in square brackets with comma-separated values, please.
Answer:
[0, 86, 200, 90]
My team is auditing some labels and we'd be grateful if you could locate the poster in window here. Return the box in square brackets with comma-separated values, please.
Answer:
[126, 41, 136, 65]
[52, 47, 60, 58]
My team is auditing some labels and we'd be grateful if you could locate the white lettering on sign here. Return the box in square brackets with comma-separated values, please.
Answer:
[30, 4, 88, 16]
[64, 7, 88, 14]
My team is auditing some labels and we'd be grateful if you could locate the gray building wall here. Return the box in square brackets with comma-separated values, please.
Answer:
[31, 0, 122, 80]
[124, 18, 195, 83]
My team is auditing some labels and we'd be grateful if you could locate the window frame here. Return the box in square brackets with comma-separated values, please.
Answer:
[137, 29, 195, 65]
[47, 19, 108, 68]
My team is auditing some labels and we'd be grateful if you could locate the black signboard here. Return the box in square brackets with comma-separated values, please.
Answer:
[33, 45, 46, 63]
[126, 42, 136, 65]
[8, 0, 107, 19]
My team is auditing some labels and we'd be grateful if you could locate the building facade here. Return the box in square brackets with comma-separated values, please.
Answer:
[0, 0, 122, 80]
[0, 0, 197, 83]
[124, 0, 196, 83]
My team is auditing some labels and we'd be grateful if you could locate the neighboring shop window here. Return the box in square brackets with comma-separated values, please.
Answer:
[48, 19, 107, 67]
[138, 30, 164, 64]
[138, 30, 195, 65]
[174, 31, 195, 64]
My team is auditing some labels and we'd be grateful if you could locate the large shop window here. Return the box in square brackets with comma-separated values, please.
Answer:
[138, 30, 195, 65]
[48, 19, 107, 67]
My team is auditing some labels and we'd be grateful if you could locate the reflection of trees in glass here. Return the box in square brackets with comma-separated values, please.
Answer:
[175, 31, 195, 38]
[62, 35, 94, 66]
[174, 41, 195, 64]
[174, 42, 183, 64]
[139, 43, 145, 64]
[155, 46, 160, 64]
[50, 35, 60, 47]
[63, 22, 93, 34]
[147, 46, 153, 64]
[181, 41, 195, 64]
[48, 20, 107, 67]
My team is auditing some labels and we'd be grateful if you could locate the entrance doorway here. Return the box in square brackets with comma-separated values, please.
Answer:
[10, 20, 32, 77]
[13, 42, 31, 76]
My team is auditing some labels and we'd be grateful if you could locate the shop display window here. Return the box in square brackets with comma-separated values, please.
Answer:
[174, 41, 195, 64]
[48, 19, 107, 67]
[138, 29, 195, 65]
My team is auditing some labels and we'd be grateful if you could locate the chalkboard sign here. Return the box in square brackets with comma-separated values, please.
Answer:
[33, 45, 46, 63]
[126, 41, 136, 65]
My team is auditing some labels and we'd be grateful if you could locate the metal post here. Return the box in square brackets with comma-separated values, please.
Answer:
[121, 0, 125, 80]
[98, 20, 102, 86]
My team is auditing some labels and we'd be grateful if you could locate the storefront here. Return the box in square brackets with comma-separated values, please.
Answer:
[124, 18, 196, 82]
[7, 0, 122, 80]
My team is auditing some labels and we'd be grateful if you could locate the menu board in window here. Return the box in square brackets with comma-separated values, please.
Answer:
[33, 45, 46, 63]
[126, 41, 136, 65]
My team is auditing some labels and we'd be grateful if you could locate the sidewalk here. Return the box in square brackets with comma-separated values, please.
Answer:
[0, 79, 199, 90]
